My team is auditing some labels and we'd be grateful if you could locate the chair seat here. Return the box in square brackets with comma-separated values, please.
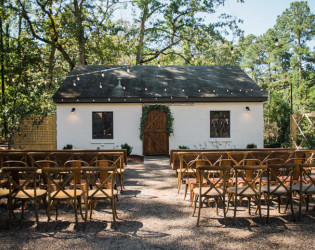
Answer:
[16, 189, 47, 199]
[176, 169, 195, 174]
[116, 169, 124, 174]
[193, 187, 223, 197]
[185, 178, 207, 185]
[292, 184, 315, 193]
[227, 187, 258, 196]
[262, 185, 290, 195]
[51, 189, 83, 199]
[88, 189, 118, 198]
[0, 188, 9, 197]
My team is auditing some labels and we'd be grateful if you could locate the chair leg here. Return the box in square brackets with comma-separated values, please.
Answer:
[248, 197, 251, 215]
[74, 198, 79, 229]
[192, 195, 197, 216]
[289, 194, 296, 222]
[222, 195, 227, 225]
[21, 201, 25, 219]
[233, 194, 237, 226]
[184, 183, 188, 200]
[177, 173, 182, 193]
[226, 193, 232, 213]
[197, 196, 202, 226]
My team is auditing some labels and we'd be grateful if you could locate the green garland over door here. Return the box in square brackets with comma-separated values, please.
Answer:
[140, 105, 174, 140]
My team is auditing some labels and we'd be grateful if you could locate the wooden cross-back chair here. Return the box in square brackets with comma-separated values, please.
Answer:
[82, 166, 118, 229]
[227, 163, 267, 225]
[2, 164, 47, 228]
[74, 152, 98, 165]
[43, 166, 83, 231]
[28, 152, 52, 167]
[50, 152, 74, 168]
[35, 160, 61, 190]
[97, 153, 125, 190]
[292, 163, 315, 220]
[64, 160, 90, 203]
[0, 169, 10, 227]
[184, 159, 210, 205]
[192, 165, 232, 226]
[177, 153, 201, 193]
[211, 158, 236, 187]
[90, 160, 117, 190]
[263, 163, 298, 223]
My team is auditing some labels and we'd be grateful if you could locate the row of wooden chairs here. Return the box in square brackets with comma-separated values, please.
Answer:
[0, 159, 120, 230]
[179, 156, 314, 226]
[177, 152, 314, 193]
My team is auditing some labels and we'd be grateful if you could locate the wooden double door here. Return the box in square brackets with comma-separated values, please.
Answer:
[143, 108, 169, 156]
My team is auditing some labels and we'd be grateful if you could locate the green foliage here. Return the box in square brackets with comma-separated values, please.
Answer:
[246, 143, 257, 149]
[121, 143, 133, 156]
[178, 145, 189, 149]
[63, 144, 73, 150]
[140, 105, 174, 140]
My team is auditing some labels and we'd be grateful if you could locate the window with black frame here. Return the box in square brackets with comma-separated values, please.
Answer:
[92, 112, 113, 139]
[210, 111, 230, 138]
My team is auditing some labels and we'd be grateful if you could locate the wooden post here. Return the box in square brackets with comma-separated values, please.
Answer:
[290, 114, 297, 149]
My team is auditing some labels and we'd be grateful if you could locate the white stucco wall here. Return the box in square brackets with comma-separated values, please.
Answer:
[56, 102, 264, 155]
[56, 103, 143, 154]
[169, 102, 264, 150]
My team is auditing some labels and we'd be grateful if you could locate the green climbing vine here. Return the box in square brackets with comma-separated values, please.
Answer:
[140, 105, 174, 140]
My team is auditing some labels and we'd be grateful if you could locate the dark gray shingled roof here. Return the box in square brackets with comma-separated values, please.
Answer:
[53, 65, 267, 103]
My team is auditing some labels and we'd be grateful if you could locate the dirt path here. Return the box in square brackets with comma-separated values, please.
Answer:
[0, 156, 314, 249]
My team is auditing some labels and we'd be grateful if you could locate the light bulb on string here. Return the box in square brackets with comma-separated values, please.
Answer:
[231, 46, 234, 55]
[73, 81, 76, 87]
[127, 66, 131, 73]
[158, 61, 161, 67]
[275, 38, 279, 46]
[77, 75, 80, 81]
[101, 71, 104, 77]
[99, 83, 102, 89]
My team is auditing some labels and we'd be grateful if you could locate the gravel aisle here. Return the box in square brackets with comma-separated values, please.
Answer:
[0, 156, 314, 249]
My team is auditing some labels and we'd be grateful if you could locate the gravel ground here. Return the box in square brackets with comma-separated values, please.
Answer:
[0, 156, 314, 249]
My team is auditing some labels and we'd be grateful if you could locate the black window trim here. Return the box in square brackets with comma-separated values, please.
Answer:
[210, 110, 231, 138]
[92, 111, 114, 139]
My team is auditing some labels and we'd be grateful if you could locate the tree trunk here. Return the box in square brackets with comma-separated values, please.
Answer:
[136, 3, 148, 65]
[74, 0, 86, 65]
[0, 1, 7, 138]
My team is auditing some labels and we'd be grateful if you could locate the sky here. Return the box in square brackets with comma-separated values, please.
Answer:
[220, 0, 315, 37]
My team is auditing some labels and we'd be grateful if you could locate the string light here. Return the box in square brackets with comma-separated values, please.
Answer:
[158, 61, 161, 67]
[99, 83, 102, 88]
[12, 78, 15, 82]
[73, 81, 76, 87]
[77, 75, 80, 81]
[231, 46, 234, 54]
[275, 38, 279, 46]
[101, 71, 104, 77]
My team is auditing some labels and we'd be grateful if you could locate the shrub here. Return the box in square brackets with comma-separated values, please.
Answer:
[63, 144, 73, 149]
[179, 145, 189, 149]
[246, 143, 257, 149]
[121, 143, 133, 156]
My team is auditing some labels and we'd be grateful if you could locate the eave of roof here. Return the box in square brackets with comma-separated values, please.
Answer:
[53, 65, 268, 103]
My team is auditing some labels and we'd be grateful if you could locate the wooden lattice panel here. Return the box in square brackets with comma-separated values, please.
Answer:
[291, 113, 315, 149]
[14, 115, 56, 150]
